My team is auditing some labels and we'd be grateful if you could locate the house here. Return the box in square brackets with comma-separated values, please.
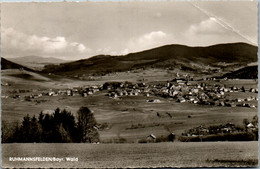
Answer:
[177, 97, 186, 103]
[249, 104, 256, 108]
[250, 88, 256, 93]
[247, 123, 254, 128]
[219, 101, 225, 106]
[48, 91, 55, 96]
[67, 90, 72, 96]
[193, 88, 199, 93]
[87, 91, 93, 95]
[147, 99, 161, 103]
[172, 78, 186, 84]
[236, 98, 243, 102]
[193, 100, 199, 104]
[246, 97, 253, 101]
[171, 90, 179, 97]
[146, 134, 156, 143]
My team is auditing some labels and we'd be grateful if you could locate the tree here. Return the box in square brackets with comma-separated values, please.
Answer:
[1, 121, 20, 143]
[3, 107, 99, 143]
[38, 111, 44, 124]
[58, 123, 72, 143]
[243, 118, 249, 131]
[251, 115, 258, 140]
[252, 115, 258, 127]
[241, 86, 245, 92]
[18, 115, 43, 142]
[77, 107, 99, 143]
[20, 114, 32, 142]
[30, 115, 42, 142]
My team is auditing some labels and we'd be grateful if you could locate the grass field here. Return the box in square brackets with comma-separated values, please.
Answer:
[1, 68, 258, 168]
[2, 142, 258, 168]
[2, 70, 258, 142]
[2, 90, 257, 142]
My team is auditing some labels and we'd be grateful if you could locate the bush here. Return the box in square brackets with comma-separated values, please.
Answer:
[155, 135, 169, 143]
[114, 137, 127, 143]
[138, 139, 147, 143]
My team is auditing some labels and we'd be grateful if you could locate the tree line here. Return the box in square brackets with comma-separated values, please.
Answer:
[2, 107, 99, 143]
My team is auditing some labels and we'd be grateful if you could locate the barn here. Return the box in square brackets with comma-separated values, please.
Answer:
[146, 134, 156, 143]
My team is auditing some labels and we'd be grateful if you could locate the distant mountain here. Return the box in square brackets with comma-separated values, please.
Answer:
[9, 56, 67, 64]
[7, 56, 68, 70]
[1, 57, 34, 71]
[222, 66, 258, 79]
[41, 42, 257, 77]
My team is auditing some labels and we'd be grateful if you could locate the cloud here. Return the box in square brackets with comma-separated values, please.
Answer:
[126, 31, 172, 53]
[94, 32, 170, 56]
[180, 17, 238, 46]
[96, 48, 129, 56]
[187, 17, 225, 35]
[1, 27, 91, 59]
[182, 17, 257, 46]
[189, 2, 257, 46]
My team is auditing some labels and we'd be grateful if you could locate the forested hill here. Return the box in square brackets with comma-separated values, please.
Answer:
[41, 43, 257, 77]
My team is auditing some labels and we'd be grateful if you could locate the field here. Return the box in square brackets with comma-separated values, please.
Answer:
[2, 87, 257, 142]
[2, 142, 258, 168]
[1, 69, 258, 167]
[1, 69, 258, 142]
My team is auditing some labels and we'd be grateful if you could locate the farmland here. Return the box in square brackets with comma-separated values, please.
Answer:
[2, 142, 258, 168]
[1, 69, 258, 143]
[1, 43, 258, 167]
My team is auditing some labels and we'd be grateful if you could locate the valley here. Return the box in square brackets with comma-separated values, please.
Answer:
[1, 42, 258, 168]
[1, 67, 258, 143]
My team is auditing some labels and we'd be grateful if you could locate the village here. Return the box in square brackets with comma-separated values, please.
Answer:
[2, 73, 258, 143]
[3, 73, 258, 110]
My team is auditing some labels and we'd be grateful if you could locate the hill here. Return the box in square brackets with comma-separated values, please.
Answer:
[222, 66, 258, 79]
[42, 43, 257, 77]
[8, 56, 68, 70]
[1, 57, 34, 71]
[9, 56, 67, 64]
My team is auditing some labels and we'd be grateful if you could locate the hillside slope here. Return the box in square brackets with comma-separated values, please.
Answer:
[9, 56, 66, 64]
[1, 57, 34, 71]
[42, 43, 257, 77]
[222, 66, 258, 79]
[8, 56, 68, 70]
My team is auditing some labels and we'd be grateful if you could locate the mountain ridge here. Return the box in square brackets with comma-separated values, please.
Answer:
[8, 55, 68, 63]
[41, 42, 258, 77]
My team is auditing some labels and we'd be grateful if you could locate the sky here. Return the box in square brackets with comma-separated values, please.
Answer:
[1, 1, 258, 60]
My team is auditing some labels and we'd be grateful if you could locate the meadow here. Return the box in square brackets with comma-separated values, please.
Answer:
[2, 142, 258, 168]
[1, 60, 258, 168]
[2, 69, 258, 143]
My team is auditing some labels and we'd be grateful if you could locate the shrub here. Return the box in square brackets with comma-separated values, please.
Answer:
[155, 135, 169, 143]
[114, 137, 127, 143]
[138, 139, 147, 143]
